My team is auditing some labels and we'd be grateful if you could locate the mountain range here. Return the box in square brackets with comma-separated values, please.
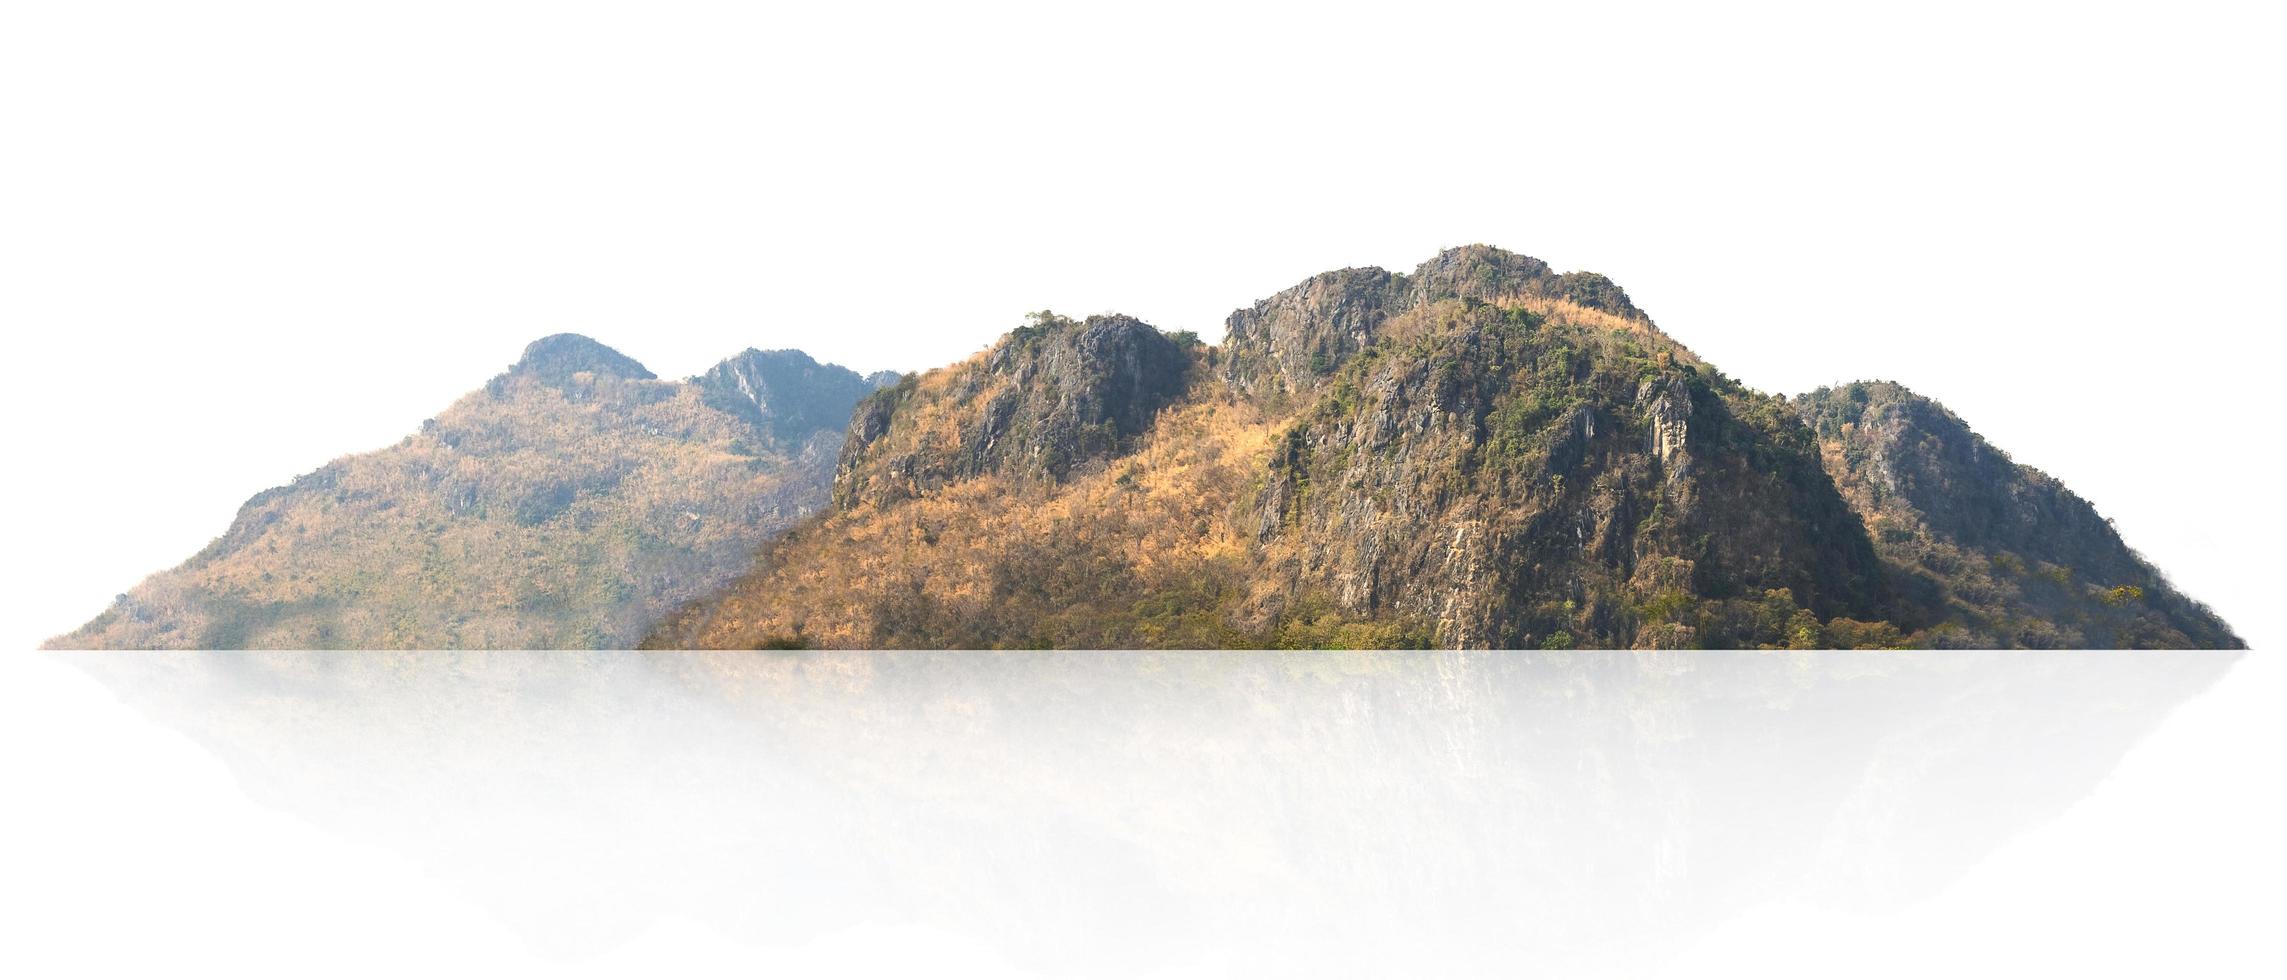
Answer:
[53, 247, 2241, 649]
[52, 336, 891, 648]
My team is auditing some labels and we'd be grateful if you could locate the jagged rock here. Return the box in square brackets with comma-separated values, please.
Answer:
[1251, 293, 1884, 648]
[699, 348, 894, 450]
[834, 313, 1188, 509]
[1222, 267, 1411, 399]
[1798, 381, 2240, 648]
[1223, 246, 1653, 403]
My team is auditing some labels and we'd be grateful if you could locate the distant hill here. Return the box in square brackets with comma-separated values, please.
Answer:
[51, 336, 889, 649]
[652, 247, 2238, 649]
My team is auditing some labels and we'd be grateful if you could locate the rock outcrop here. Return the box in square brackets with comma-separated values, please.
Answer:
[1248, 285, 1885, 649]
[1222, 246, 1656, 403]
[699, 348, 895, 450]
[1797, 381, 2240, 647]
[833, 313, 1189, 509]
[1222, 267, 1411, 399]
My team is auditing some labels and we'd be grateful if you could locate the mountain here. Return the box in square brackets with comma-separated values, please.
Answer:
[51, 336, 889, 649]
[1796, 382, 2237, 647]
[652, 246, 2238, 649]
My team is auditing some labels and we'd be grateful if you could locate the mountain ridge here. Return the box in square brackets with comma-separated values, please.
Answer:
[653, 246, 2238, 650]
[1796, 380, 2234, 647]
[51, 336, 889, 649]
[50, 249, 2240, 650]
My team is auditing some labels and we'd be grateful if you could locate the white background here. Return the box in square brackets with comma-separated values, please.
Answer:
[1, 3, 2281, 977]
[0, 650, 2280, 979]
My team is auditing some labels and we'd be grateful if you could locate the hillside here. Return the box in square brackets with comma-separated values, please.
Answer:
[1797, 382, 2237, 647]
[51, 336, 888, 649]
[651, 246, 2232, 649]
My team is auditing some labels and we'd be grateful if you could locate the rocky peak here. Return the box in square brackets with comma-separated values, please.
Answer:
[834, 312, 1189, 509]
[1220, 266, 1411, 399]
[1408, 244, 1553, 304]
[1797, 380, 2242, 647]
[1411, 245, 1645, 319]
[1798, 381, 2115, 571]
[1221, 247, 1654, 401]
[697, 348, 884, 449]
[507, 334, 656, 388]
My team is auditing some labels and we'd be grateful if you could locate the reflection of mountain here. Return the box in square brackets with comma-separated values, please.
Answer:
[77, 651, 2236, 976]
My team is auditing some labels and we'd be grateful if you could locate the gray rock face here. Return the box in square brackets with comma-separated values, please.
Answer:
[835, 314, 1189, 509]
[1222, 267, 1410, 399]
[1797, 381, 2243, 648]
[1221, 246, 1650, 402]
[1246, 291, 1890, 649]
[1640, 375, 1693, 485]
[981, 314, 1188, 457]
[698, 348, 891, 450]
[1804, 383, 2111, 566]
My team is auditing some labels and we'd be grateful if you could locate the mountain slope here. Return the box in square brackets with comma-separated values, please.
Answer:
[656, 312, 1280, 649]
[52, 336, 887, 649]
[662, 246, 2153, 649]
[1797, 382, 2239, 648]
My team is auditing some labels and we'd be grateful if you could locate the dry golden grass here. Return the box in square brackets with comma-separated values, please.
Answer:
[664, 292, 1737, 650]
[56, 373, 843, 649]
[669, 381, 1288, 649]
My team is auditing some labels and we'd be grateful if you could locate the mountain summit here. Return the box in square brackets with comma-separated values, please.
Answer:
[507, 333, 657, 386]
[698, 348, 896, 450]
